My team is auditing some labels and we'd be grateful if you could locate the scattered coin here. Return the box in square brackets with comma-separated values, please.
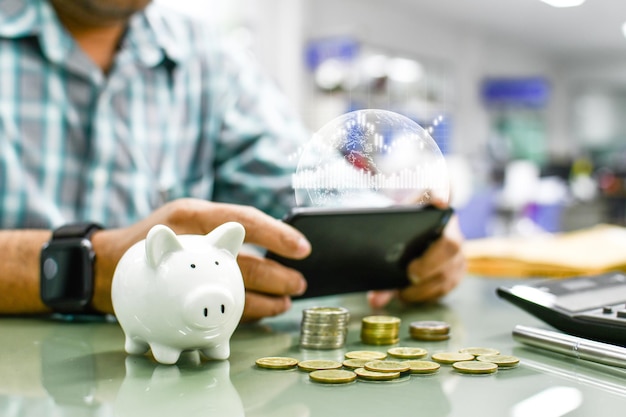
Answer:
[309, 369, 357, 384]
[361, 315, 401, 345]
[403, 360, 441, 374]
[452, 361, 498, 374]
[364, 360, 410, 373]
[431, 352, 475, 364]
[409, 320, 451, 341]
[458, 347, 500, 357]
[300, 306, 350, 349]
[257, 309, 519, 386]
[387, 347, 428, 359]
[255, 357, 299, 370]
[354, 367, 401, 381]
[342, 358, 371, 369]
[297, 359, 343, 372]
[345, 350, 387, 360]
[476, 354, 520, 368]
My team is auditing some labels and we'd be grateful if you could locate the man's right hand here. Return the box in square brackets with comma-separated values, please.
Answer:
[91, 198, 311, 322]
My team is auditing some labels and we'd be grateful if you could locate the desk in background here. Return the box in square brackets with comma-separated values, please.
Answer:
[1, 276, 625, 416]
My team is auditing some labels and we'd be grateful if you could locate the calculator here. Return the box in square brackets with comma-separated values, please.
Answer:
[497, 272, 626, 346]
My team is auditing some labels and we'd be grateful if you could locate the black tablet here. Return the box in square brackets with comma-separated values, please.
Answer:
[266, 205, 453, 298]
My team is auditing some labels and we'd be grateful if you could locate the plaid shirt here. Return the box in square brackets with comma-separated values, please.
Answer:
[0, 0, 307, 229]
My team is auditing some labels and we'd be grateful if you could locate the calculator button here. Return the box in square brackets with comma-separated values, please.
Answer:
[602, 306, 614, 314]
[575, 311, 626, 326]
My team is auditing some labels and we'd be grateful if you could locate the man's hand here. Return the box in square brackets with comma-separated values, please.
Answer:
[91, 199, 310, 321]
[367, 209, 466, 308]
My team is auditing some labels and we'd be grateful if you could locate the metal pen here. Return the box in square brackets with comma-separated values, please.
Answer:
[512, 325, 626, 369]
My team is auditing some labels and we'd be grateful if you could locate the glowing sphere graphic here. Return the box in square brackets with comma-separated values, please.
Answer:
[293, 109, 449, 207]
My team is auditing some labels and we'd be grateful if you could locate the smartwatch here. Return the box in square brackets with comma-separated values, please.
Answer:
[40, 223, 103, 313]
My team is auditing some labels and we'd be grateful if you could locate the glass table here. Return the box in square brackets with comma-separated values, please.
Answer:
[1, 275, 625, 416]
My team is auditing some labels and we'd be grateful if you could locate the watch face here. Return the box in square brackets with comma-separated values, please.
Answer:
[41, 239, 94, 312]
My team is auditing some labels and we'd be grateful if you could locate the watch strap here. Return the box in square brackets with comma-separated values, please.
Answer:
[52, 223, 103, 240]
[42, 222, 104, 314]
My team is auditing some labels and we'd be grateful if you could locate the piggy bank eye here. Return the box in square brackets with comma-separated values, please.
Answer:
[190, 264, 196, 269]
[215, 261, 219, 266]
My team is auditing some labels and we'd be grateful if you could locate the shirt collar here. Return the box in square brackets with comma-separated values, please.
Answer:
[0, 0, 185, 68]
[142, 4, 190, 65]
[0, 0, 39, 38]
[123, 3, 189, 68]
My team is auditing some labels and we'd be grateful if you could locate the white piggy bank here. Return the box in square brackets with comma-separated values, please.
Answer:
[111, 222, 246, 365]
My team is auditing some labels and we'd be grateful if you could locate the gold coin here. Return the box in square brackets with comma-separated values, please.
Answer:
[255, 356, 299, 370]
[362, 328, 399, 334]
[387, 347, 428, 359]
[361, 315, 401, 346]
[345, 350, 387, 360]
[410, 333, 450, 342]
[409, 320, 450, 335]
[361, 338, 400, 346]
[476, 354, 520, 368]
[364, 360, 410, 373]
[297, 359, 343, 372]
[354, 367, 401, 381]
[458, 347, 500, 357]
[361, 338, 400, 345]
[452, 361, 498, 374]
[403, 360, 441, 374]
[342, 358, 371, 369]
[431, 352, 475, 364]
[309, 369, 357, 384]
[362, 315, 401, 325]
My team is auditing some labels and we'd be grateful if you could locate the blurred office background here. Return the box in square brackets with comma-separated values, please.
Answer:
[157, 0, 626, 239]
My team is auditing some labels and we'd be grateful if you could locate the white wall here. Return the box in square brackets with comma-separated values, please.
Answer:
[250, 0, 626, 162]
[247, 0, 306, 116]
[300, 0, 561, 157]
[157, 0, 626, 164]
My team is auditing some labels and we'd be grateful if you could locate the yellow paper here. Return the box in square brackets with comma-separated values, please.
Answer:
[463, 224, 626, 277]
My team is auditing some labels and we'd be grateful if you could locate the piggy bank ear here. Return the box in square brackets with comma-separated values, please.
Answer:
[145, 224, 184, 269]
[206, 222, 245, 257]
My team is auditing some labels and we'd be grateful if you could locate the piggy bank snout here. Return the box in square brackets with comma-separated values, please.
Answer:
[183, 287, 237, 330]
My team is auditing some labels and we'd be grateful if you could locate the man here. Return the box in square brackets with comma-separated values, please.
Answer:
[0, 0, 465, 321]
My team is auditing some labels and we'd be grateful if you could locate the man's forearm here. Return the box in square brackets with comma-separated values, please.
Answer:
[0, 230, 51, 314]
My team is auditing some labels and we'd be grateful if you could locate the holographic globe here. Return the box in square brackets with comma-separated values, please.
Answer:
[293, 109, 449, 207]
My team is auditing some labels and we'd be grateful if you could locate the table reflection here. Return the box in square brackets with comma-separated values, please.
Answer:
[115, 353, 245, 417]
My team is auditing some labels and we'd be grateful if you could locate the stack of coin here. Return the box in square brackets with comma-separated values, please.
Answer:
[409, 320, 451, 341]
[300, 307, 350, 349]
[360, 315, 401, 345]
